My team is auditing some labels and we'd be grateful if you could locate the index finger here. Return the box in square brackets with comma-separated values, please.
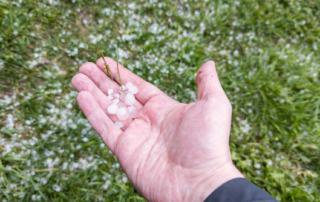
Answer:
[96, 57, 165, 105]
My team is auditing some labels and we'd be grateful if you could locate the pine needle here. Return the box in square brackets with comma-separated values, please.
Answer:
[116, 47, 123, 94]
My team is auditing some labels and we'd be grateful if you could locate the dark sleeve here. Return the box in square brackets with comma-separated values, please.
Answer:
[204, 178, 279, 202]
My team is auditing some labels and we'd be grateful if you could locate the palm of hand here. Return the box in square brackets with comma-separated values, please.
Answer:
[72, 58, 241, 202]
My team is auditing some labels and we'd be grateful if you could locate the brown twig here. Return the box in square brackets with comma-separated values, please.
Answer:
[101, 53, 115, 81]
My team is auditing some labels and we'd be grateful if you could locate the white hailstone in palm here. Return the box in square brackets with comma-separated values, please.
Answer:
[112, 98, 119, 105]
[117, 101, 127, 108]
[119, 93, 126, 102]
[126, 82, 133, 89]
[124, 92, 135, 105]
[108, 81, 139, 123]
[128, 86, 138, 94]
[108, 89, 114, 95]
[115, 121, 124, 128]
[108, 95, 113, 100]
[128, 106, 138, 118]
[120, 85, 127, 91]
[107, 104, 118, 114]
[117, 107, 129, 120]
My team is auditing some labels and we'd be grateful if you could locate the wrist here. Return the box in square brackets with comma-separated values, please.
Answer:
[186, 161, 244, 201]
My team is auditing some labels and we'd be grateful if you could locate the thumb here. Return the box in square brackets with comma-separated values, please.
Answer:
[196, 61, 225, 100]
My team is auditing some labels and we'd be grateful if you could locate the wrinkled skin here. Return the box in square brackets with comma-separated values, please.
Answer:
[71, 58, 243, 202]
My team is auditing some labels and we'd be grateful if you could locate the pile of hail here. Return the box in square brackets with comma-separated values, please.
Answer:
[107, 82, 138, 129]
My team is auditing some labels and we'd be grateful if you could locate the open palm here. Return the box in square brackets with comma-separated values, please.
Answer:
[71, 58, 243, 202]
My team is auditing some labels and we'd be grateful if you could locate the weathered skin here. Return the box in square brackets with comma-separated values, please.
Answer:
[71, 58, 243, 202]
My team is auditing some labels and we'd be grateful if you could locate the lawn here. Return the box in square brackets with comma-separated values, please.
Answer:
[0, 0, 320, 201]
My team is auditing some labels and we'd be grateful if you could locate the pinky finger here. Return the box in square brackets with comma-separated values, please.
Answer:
[77, 91, 122, 152]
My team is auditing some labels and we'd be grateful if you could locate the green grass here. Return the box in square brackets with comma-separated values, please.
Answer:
[0, 0, 320, 201]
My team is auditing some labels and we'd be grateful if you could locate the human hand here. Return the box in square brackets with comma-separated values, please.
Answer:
[71, 58, 243, 202]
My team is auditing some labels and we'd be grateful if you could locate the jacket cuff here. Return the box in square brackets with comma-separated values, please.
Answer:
[204, 178, 278, 202]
